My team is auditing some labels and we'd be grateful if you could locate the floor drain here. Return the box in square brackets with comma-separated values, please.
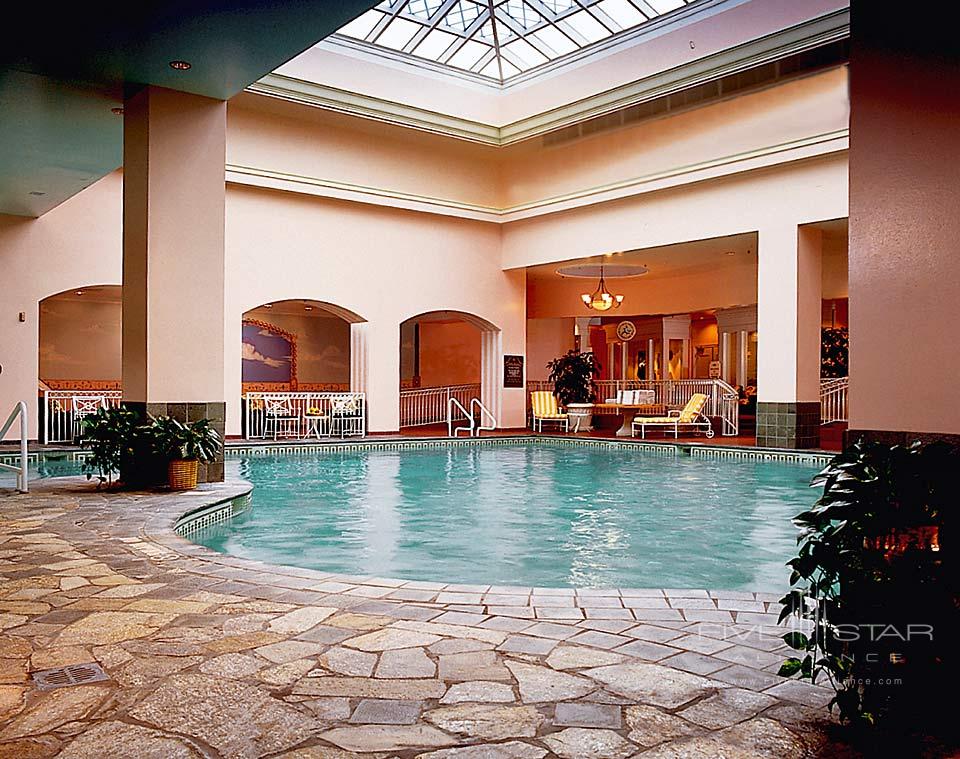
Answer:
[32, 663, 110, 690]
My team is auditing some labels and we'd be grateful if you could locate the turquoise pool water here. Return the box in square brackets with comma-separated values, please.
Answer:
[3, 444, 822, 591]
[202, 443, 820, 592]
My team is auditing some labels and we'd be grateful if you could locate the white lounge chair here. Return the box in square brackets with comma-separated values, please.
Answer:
[632, 393, 715, 439]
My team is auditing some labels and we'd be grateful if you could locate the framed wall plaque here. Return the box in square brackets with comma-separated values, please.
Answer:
[503, 355, 524, 388]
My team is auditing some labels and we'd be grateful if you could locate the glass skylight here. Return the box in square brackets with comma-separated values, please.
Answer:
[332, 0, 695, 83]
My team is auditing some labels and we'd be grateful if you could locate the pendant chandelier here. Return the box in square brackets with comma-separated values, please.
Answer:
[580, 265, 624, 311]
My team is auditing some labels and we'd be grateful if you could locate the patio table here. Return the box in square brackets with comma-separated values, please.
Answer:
[592, 403, 667, 437]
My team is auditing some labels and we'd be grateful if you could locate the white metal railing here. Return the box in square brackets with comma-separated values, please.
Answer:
[43, 390, 123, 444]
[244, 392, 366, 439]
[820, 377, 849, 424]
[471, 397, 497, 436]
[401, 383, 480, 427]
[0, 401, 29, 492]
[447, 397, 474, 437]
[526, 378, 740, 436]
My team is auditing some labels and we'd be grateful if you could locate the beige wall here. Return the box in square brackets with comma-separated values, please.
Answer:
[417, 321, 481, 388]
[848, 6, 960, 436]
[224, 186, 526, 433]
[39, 295, 121, 382]
[499, 68, 848, 209]
[526, 318, 576, 381]
[229, 66, 847, 223]
[228, 97, 501, 210]
[0, 172, 122, 439]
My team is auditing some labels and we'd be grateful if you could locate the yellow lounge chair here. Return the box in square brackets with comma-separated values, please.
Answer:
[530, 391, 570, 433]
[632, 392, 715, 439]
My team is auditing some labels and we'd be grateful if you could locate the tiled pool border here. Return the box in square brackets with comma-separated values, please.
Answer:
[222, 435, 834, 465]
[2, 435, 835, 469]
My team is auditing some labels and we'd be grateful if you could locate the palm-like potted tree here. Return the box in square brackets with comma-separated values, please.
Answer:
[151, 416, 222, 490]
[547, 350, 601, 431]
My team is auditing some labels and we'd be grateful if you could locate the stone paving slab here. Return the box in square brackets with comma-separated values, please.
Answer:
[0, 477, 859, 757]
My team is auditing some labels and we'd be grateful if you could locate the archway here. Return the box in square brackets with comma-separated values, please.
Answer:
[38, 285, 122, 442]
[399, 310, 501, 429]
[241, 299, 364, 393]
[240, 299, 368, 438]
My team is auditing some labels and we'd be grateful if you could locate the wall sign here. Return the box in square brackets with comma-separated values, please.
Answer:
[616, 320, 637, 342]
[709, 360, 722, 379]
[503, 355, 524, 388]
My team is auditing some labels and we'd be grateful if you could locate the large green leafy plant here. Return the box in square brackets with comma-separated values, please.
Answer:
[547, 350, 601, 405]
[151, 416, 222, 463]
[80, 407, 151, 485]
[779, 440, 957, 726]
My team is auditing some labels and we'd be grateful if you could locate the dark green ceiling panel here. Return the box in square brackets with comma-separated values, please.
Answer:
[0, 1, 376, 216]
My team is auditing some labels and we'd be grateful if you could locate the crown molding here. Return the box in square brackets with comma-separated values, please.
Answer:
[225, 128, 848, 223]
[246, 9, 849, 147]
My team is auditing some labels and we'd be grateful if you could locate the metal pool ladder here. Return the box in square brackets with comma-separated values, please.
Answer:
[447, 397, 497, 437]
[0, 401, 29, 493]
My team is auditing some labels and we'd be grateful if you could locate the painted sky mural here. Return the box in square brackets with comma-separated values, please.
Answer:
[242, 323, 293, 383]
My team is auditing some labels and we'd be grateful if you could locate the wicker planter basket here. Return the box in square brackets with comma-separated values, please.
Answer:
[168, 459, 199, 491]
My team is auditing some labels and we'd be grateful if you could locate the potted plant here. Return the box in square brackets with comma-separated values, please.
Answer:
[80, 406, 152, 487]
[151, 416, 222, 490]
[547, 350, 601, 432]
[778, 439, 957, 732]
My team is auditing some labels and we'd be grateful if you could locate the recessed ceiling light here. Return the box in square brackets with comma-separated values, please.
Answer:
[169, 60, 192, 71]
[29, 191, 45, 196]
[304, 305, 314, 311]
[724, 251, 736, 256]
[111, 107, 124, 115]
[263, 303, 273, 308]
[75, 291, 83, 296]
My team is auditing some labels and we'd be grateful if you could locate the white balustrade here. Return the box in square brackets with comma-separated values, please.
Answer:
[400, 384, 480, 428]
[820, 377, 849, 424]
[43, 391, 123, 444]
[244, 392, 366, 439]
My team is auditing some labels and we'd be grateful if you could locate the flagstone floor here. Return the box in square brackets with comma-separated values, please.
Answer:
[0, 478, 861, 758]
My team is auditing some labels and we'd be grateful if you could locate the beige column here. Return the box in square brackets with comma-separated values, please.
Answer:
[737, 330, 748, 388]
[756, 224, 822, 448]
[480, 330, 503, 426]
[720, 332, 730, 384]
[848, 2, 960, 441]
[575, 317, 593, 353]
[122, 86, 227, 480]
[366, 322, 400, 433]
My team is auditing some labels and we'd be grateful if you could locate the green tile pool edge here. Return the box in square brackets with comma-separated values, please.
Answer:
[1, 436, 835, 468]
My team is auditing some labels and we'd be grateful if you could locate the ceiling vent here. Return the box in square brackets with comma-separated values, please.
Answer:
[542, 40, 848, 148]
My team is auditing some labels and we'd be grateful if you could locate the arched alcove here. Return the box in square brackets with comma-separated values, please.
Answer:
[399, 310, 502, 428]
[39, 285, 122, 392]
[241, 299, 363, 394]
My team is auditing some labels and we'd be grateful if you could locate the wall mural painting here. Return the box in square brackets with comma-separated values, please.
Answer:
[242, 320, 298, 389]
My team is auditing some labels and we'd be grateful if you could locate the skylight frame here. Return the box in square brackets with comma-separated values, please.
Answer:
[331, 0, 697, 84]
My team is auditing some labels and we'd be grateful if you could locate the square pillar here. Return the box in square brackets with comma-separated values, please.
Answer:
[122, 86, 227, 481]
[756, 224, 822, 448]
[367, 322, 400, 433]
[847, 1, 960, 443]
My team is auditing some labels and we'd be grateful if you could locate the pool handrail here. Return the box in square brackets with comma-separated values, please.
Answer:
[0, 401, 29, 493]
